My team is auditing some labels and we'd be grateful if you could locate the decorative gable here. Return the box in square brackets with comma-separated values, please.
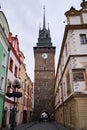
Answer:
[8, 32, 21, 63]
[65, 6, 80, 16]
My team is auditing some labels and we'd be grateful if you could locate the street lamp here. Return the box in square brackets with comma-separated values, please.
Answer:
[6, 79, 22, 130]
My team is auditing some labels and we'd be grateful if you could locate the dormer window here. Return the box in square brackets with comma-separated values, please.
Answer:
[80, 34, 87, 44]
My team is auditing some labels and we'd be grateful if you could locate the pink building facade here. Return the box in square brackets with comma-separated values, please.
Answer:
[2, 33, 21, 127]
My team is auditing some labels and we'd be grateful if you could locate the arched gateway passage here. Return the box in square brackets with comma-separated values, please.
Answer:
[39, 111, 50, 122]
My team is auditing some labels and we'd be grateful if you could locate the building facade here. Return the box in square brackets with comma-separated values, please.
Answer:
[3, 32, 21, 127]
[17, 51, 33, 124]
[25, 74, 33, 122]
[17, 51, 26, 124]
[0, 11, 10, 128]
[34, 8, 56, 120]
[55, 1, 87, 130]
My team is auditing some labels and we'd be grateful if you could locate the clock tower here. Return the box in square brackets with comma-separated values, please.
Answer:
[33, 8, 56, 120]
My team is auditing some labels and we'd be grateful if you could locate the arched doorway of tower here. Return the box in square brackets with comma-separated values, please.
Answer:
[39, 111, 49, 122]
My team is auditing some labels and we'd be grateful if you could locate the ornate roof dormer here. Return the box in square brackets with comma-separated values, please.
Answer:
[64, 0, 87, 25]
[37, 7, 52, 47]
[65, 6, 80, 17]
[80, 0, 87, 8]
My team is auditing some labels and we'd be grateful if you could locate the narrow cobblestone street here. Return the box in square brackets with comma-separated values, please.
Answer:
[2, 122, 69, 130]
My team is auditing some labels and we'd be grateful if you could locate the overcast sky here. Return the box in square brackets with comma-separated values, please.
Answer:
[0, 0, 82, 81]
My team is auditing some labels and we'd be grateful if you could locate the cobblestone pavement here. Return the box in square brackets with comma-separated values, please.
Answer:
[2, 121, 69, 130]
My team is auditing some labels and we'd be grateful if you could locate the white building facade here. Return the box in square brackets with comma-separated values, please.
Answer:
[55, 1, 87, 130]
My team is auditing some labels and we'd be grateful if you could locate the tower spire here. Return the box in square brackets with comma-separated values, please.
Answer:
[43, 6, 46, 29]
[48, 23, 50, 37]
[37, 7, 52, 47]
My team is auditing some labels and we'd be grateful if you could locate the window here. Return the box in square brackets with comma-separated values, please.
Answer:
[80, 34, 87, 44]
[65, 44, 67, 57]
[14, 65, 17, 77]
[22, 97, 24, 104]
[73, 69, 84, 81]
[9, 58, 13, 72]
[0, 76, 5, 90]
[61, 85, 63, 102]
[22, 81, 25, 90]
[63, 82, 66, 97]
[66, 71, 71, 96]
[61, 55, 64, 67]
[27, 98, 29, 107]
[23, 97, 26, 106]
[2, 52, 7, 67]
[7, 87, 10, 93]
[24, 81, 26, 91]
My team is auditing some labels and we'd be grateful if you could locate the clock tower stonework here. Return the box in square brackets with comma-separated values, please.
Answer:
[33, 8, 56, 120]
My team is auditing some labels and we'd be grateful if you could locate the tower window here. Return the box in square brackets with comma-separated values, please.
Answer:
[46, 34, 48, 38]
[80, 34, 87, 44]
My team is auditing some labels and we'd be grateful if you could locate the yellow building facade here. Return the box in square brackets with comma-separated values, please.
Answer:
[17, 51, 33, 124]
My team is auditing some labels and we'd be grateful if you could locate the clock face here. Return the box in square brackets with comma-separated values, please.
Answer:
[42, 53, 48, 59]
